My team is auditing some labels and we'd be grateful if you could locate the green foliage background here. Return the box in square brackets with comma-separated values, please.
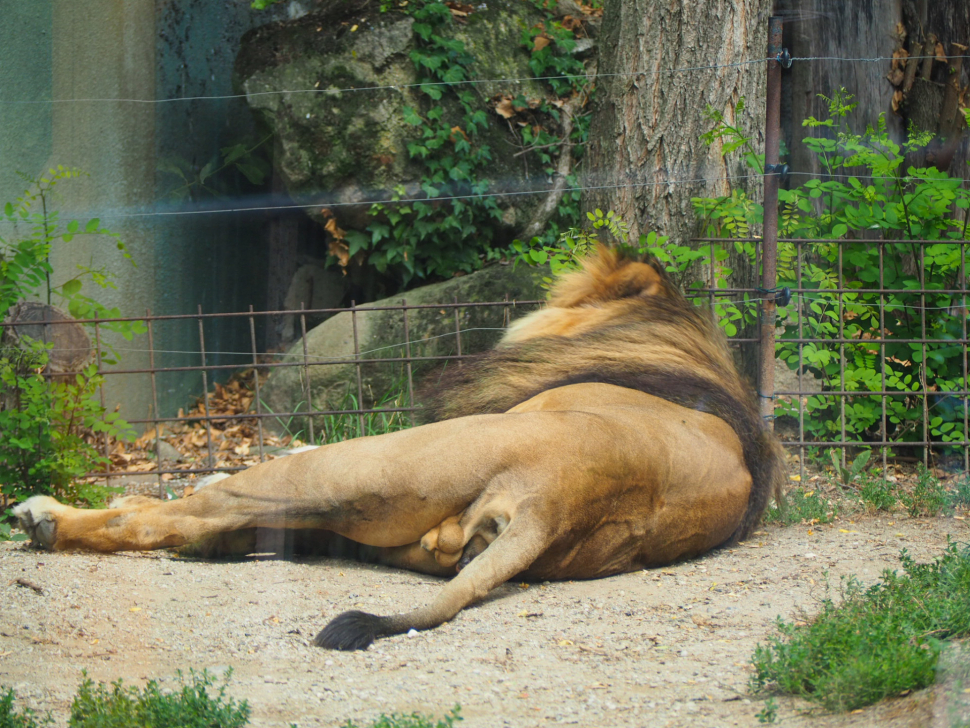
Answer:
[694, 89, 970, 451]
[0, 169, 138, 526]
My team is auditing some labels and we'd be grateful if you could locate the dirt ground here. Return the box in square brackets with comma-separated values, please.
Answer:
[1, 513, 968, 728]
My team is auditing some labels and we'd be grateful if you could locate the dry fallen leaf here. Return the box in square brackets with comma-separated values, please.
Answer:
[495, 97, 516, 119]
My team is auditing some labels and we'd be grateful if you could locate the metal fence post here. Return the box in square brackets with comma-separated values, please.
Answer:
[759, 16, 783, 430]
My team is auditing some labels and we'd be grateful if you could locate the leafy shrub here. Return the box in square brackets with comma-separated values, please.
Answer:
[0, 687, 51, 728]
[0, 341, 129, 508]
[1, 169, 139, 520]
[515, 207, 759, 341]
[694, 89, 970, 450]
[1, 168, 142, 332]
[751, 542, 970, 711]
[69, 670, 249, 728]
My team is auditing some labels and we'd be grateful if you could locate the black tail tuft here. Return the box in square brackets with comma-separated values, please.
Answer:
[313, 610, 389, 651]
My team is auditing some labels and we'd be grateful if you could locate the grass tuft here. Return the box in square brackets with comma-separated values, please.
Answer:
[763, 487, 838, 526]
[318, 373, 413, 445]
[751, 541, 970, 712]
[3, 669, 460, 728]
[900, 464, 951, 517]
[856, 475, 898, 512]
[68, 669, 249, 728]
[341, 706, 462, 728]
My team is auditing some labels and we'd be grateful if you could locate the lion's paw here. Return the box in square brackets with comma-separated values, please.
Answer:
[11, 496, 64, 550]
[419, 515, 466, 567]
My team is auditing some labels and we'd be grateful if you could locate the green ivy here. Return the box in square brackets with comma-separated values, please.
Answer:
[349, 1, 503, 286]
[511, 3, 595, 244]
[345, 1, 596, 285]
[693, 88, 970, 449]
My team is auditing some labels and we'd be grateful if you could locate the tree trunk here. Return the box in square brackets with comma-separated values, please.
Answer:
[584, 0, 770, 245]
[784, 0, 968, 181]
[901, 0, 970, 176]
[785, 0, 905, 177]
[584, 0, 770, 384]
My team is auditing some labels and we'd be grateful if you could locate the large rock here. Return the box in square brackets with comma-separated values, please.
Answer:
[260, 262, 548, 430]
[235, 0, 553, 231]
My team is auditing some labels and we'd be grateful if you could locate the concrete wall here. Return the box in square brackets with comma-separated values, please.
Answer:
[0, 3, 53, 199]
[1, 0, 291, 422]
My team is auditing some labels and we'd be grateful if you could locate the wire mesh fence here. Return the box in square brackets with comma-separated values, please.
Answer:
[1, 11, 968, 500]
[770, 237, 969, 480]
[3, 232, 969, 496]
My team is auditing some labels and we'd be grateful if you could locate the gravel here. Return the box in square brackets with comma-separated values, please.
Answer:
[1, 514, 966, 727]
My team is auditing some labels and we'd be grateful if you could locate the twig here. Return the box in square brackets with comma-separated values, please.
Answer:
[515, 93, 588, 242]
[13, 577, 44, 595]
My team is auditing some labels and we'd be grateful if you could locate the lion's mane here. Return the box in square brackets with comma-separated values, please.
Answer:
[424, 247, 786, 544]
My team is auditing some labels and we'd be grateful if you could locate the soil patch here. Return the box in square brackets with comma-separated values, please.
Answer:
[1, 514, 967, 727]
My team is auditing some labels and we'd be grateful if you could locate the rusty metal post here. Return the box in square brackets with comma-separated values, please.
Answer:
[197, 306, 216, 469]
[402, 300, 416, 428]
[146, 309, 163, 498]
[92, 314, 113, 488]
[759, 16, 783, 429]
[248, 305, 266, 462]
[350, 301, 365, 437]
[299, 303, 315, 444]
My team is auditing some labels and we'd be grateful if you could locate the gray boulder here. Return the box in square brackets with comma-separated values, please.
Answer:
[235, 0, 553, 231]
[260, 262, 548, 434]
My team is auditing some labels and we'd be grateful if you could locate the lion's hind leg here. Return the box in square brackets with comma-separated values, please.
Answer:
[314, 504, 554, 650]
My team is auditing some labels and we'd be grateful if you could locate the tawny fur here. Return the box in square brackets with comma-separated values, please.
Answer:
[13, 246, 787, 650]
[426, 248, 785, 542]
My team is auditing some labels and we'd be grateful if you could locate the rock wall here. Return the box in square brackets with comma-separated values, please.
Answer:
[260, 261, 548, 431]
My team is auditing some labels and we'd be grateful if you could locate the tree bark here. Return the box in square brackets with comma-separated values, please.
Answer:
[785, 0, 905, 176]
[902, 0, 970, 176]
[583, 0, 770, 245]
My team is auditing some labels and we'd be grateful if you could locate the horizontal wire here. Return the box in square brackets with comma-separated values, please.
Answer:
[0, 173, 764, 221]
[25, 291, 969, 362]
[2, 168, 965, 223]
[0, 59, 765, 106]
[792, 54, 970, 64]
[4, 53, 967, 107]
[53, 327, 514, 360]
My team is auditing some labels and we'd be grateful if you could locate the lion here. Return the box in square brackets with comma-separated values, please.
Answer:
[13, 247, 785, 651]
